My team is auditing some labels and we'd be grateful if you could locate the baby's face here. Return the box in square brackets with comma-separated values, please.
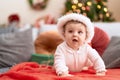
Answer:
[64, 22, 87, 50]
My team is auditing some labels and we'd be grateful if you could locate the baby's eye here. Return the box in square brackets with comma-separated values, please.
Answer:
[78, 31, 83, 34]
[68, 30, 73, 33]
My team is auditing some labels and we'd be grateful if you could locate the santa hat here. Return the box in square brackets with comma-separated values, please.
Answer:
[57, 13, 94, 43]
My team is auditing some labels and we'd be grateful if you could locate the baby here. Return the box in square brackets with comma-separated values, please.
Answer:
[54, 13, 106, 77]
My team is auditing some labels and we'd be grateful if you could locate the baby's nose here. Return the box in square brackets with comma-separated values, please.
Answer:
[73, 32, 78, 36]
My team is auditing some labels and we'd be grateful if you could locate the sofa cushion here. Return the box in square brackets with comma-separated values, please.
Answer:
[91, 27, 110, 56]
[102, 36, 120, 68]
[0, 28, 35, 68]
[0, 26, 18, 34]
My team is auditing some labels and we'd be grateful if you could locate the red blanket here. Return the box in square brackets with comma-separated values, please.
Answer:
[0, 62, 120, 80]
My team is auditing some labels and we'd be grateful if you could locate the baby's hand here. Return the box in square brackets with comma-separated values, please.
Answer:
[61, 73, 73, 77]
[96, 71, 106, 76]
[58, 72, 73, 77]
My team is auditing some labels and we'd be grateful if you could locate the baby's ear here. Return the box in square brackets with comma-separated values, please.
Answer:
[62, 32, 65, 38]
[85, 37, 87, 41]
[85, 31, 88, 40]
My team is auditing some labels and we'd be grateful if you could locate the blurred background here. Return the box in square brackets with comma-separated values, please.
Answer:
[0, 0, 120, 25]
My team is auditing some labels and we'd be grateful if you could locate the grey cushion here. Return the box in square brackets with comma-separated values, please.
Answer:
[102, 36, 120, 68]
[0, 25, 18, 34]
[0, 28, 35, 68]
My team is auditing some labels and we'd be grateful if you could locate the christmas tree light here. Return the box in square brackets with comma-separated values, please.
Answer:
[64, 0, 115, 22]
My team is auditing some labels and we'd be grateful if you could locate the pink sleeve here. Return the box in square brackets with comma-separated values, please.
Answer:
[54, 45, 68, 75]
[87, 45, 106, 73]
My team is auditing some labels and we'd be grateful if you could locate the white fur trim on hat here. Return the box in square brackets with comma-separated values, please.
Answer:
[57, 13, 94, 43]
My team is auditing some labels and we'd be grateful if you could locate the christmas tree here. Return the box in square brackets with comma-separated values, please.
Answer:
[65, 0, 115, 22]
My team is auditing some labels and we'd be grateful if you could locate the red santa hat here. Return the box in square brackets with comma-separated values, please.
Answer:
[57, 13, 94, 43]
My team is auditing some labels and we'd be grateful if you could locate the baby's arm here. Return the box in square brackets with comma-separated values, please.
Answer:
[87, 45, 107, 76]
[54, 46, 70, 76]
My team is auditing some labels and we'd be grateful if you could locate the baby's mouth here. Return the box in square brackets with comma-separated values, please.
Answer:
[72, 39, 78, 42]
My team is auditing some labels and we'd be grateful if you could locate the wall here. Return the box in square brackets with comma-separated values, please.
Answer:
[0, 0, 66, 25]
[107, 0, 120, 22]
[0, 0, 120, 25]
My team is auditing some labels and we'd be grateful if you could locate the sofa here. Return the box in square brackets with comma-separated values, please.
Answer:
[94, 22, 120, 37]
